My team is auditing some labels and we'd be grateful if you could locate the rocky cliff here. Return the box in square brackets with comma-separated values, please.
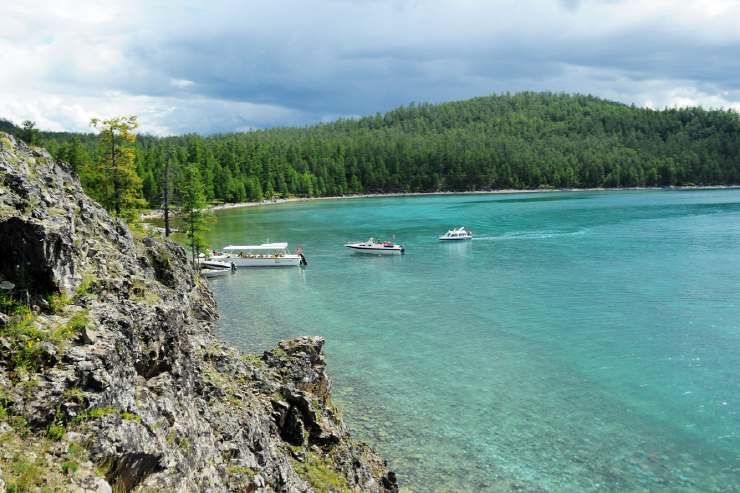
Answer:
[0, 132, 398, 493]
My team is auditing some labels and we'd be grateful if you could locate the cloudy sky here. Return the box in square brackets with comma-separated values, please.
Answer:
[1, 0, 739, 136]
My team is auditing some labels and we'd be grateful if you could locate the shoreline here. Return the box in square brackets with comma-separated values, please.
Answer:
[139, 185, 740, 219]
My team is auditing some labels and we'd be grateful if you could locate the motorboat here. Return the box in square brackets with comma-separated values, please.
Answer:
[439, 227, 472, 241]
[346, 238, 405, 254]
[200, 260, 237, 271]
[200, 268, 231, 278]
[209, 243, 307, 267]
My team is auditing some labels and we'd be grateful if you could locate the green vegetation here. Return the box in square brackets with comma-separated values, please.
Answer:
[19, 120, 42, 147]
[291, 453, 353, 493]
[0, 290, 91, 375]
[0, 293, 44, 373]
[76, 275, 95, 297]
[55, 309, 89, 338]
[46, 422, 67, 441]
[87, 116, 146, 221]
[62, 461, 79, 475]
[121, 411, 140, 422]
[0, 415, 93, 492]
[71, 405, 117, 423]
[4, 93, 740, 214]
[46, 292, 71, 313]
[178, 164, 215, 268]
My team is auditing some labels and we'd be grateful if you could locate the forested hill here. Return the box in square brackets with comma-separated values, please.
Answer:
[5, 91, 740, 206]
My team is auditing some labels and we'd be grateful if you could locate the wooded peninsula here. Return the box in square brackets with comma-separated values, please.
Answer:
[3, 92, 739, 208]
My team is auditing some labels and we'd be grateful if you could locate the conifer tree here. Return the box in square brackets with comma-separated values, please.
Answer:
[178, 164, 215, 269]
[58, 134, 90, 172]
[20, 120, 40, 146]
[89, 116, 146, 221]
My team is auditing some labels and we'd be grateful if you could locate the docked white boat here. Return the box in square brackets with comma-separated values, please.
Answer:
[200, 260, 237, 271]
[346, 238, 405, 254]
[210, 243, 307, 267]
[200, 268, 231, 278]
[439, 227, 472, 241]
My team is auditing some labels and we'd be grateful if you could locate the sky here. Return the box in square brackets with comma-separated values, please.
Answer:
[1, 0, 739, 136]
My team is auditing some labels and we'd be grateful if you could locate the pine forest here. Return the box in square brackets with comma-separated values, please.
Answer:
[3, 91, 739, 209]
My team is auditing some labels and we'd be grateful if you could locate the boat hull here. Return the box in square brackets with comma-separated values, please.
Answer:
[346, 245, 404, 254]
[438, 236, 472, 241]
[200, 260, 236, 270]
[439, 227, 473, 241]
[210, 255, 303, 267]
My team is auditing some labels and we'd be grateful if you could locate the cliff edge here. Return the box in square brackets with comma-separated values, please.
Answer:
[0, 132, 398, 493]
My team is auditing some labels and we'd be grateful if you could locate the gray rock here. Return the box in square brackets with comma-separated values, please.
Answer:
[79, 328, 97, 345]
[72, 477, 112, 493]
[0, 133, 399, 493]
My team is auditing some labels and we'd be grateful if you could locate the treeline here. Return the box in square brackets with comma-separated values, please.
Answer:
[4, 91, 740, 207]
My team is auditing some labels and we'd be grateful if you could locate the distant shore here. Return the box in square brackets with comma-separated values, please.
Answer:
[139, 185, 740, 220]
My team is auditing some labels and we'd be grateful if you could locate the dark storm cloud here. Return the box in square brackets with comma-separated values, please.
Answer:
[2, 0, 739, 134]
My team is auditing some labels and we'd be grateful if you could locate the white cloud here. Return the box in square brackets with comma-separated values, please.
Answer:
[171, 79, 195, 88]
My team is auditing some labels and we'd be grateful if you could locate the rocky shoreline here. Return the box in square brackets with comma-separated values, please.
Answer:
[0, 132, 398, 492]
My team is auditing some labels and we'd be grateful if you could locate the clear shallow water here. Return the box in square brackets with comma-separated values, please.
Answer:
[203, 190, 740, 493]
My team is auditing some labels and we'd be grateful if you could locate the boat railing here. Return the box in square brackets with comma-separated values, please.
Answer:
[347, 239, 398, 246]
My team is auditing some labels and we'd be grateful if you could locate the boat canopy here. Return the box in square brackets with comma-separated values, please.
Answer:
[223, 243, 289, 250]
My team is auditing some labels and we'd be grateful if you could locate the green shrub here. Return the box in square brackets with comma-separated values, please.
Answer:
[72, 405, 116, 423]
[291, 454, 352, 493]
[61, 461, 78, 474]
[3, 453, 45, 491]
[121, 411, 140, 422]
[76, 275, 95, 296]
[46, 292, 70, 313]
[51, 309, 89, 343]
[46, 423, 66, 441]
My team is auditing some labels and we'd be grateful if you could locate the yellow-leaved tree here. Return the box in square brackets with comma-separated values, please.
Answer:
[88, 116, 146, 221]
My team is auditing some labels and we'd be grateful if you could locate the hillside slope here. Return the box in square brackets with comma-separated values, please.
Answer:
[6, 92, 740, 203]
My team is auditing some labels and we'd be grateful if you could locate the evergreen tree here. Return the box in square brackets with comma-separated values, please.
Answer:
[89, 116, 146, 221]
[20, 120, 40, 146]
[63, 135, 90, 172]
[178, 164, 215, 269]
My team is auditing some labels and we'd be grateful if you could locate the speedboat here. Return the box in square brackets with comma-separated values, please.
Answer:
[209, 243, 307, 267]
[346, 238, 405, 254]
[439, 227, 472, 241]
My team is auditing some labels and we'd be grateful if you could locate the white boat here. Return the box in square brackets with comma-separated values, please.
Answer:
[346, 238, 405, 254]
[201, 260, 237, 270]
[439, 227, 472, 241]
[209, 243, 307, 267]
[200, 268, 231, 278]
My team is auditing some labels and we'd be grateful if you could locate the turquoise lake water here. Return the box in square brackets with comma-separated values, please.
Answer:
[201, 189, 740, 493]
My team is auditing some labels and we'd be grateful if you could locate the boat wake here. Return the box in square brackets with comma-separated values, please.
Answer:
[473, 231, 586, 241]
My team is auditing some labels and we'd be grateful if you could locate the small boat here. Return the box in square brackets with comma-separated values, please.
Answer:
[210, 243, 307, 267]
[200, 268, 231, 278]
[346, 237, 405, 254]
[201, 260, 237, 271]
[439, 227, 472, 241]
